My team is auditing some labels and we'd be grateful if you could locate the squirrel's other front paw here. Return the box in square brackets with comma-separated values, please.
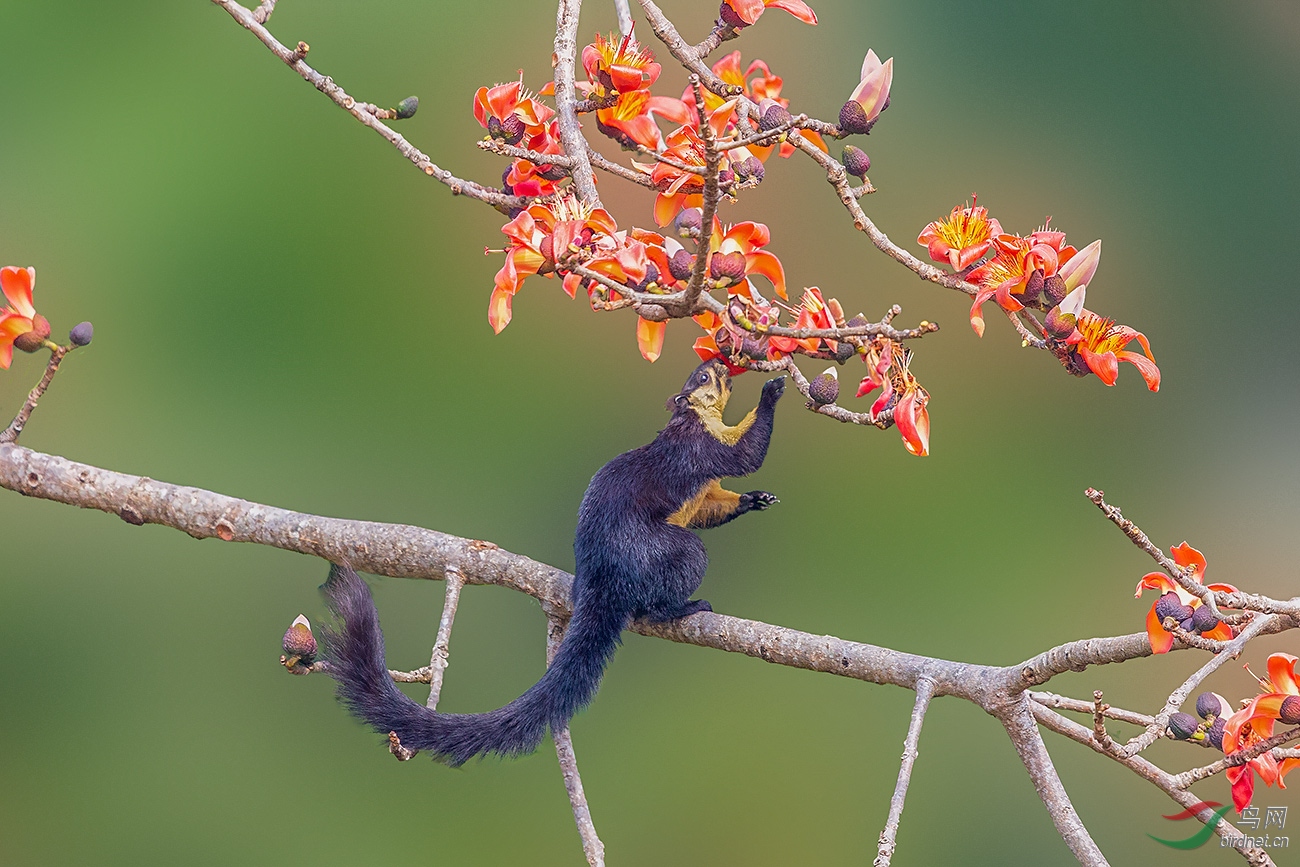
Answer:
[763, 376, 787, 402]
[742, 491, 779, 511]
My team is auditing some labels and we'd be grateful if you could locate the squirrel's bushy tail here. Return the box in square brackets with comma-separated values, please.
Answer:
[318, 564, 625, 767]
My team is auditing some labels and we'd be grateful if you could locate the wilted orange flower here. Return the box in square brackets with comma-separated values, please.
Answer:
[0, 266, 50, 369]
[1134, 543, 1236, 654]
[1223, 653, 1300, 812]
[721, 0, 817, 28]
[473, 78, 554, 144]
[917, 199, 1002, 271]
[488, 196, 619, 333]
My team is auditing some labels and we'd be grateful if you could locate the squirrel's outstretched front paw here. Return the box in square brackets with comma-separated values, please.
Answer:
[762, 375, 787, 403]
[741, 491, 779, 511]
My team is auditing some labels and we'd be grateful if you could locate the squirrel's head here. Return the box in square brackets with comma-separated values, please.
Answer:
[669, 359, 732, 416]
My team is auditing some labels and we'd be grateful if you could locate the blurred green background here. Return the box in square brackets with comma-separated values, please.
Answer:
[2, 1, 1297, 864]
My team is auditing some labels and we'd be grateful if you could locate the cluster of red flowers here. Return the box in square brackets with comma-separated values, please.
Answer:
[917, 201, 1159, 391]
[1133, 545, 1299, 811]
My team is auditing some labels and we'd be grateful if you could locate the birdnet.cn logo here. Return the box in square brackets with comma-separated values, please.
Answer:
[1149, 802, 1289, 850]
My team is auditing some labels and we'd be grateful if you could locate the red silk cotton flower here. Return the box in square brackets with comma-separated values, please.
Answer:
[917, 199, 1002, 271]
[1134, 542, 1236, 653]
[0, 266, 50, 369]
[1222, 653, 1300, 812]
[720, 0, 818, 28]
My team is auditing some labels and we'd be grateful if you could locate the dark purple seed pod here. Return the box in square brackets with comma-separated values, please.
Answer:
[718, 1, 747, 29]
[841, 145, 871, 179]
[537, 163, 569, 182]
[838, 100, 876, 136]
[395, 96, 419, 119]
[834, 340, 855, 363]
[1017, 269, 1045, 304]
[669, 249, 695, 281]
[846, 314, 869, 329]
[759, 104, 792, 132]
[1195, 692, 1228, 720]
[1154, 591, 1193, 625]
[631, 264, 660, 293]
[1281, 695, 1300, 726]
[809, 368, 839, 405]
[1206, 718, 1227, 750]
[742, 156, 765, 182]
[1168, 712, 1200, 741]
[717, 168, 735, 186]
[673, 207, 703, 238]
[709, 251, 746, 285]
[69, 321, 94, 347]
[740, 336, 767, 359]
[1041, 273, 1068, 307]
[1179, 616, 1196, 632]
[1191, 604, 1220, 633]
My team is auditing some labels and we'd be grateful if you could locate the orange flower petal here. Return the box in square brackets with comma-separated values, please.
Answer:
[488, 285, 513, 334]
[744, 250, 786, 299]
[636, 317, 666, 362]
[1267, 653, 1300, 695]
[1146, 605, 1174, 654]
[0, 266, 36, 319]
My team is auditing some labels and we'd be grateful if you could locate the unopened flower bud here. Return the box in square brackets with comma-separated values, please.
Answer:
[759, 103, 792, 132]
[838, 100, 877, 136]
[1168, 712, 1201, 741]
[1191, 604, 1220, 634]
[1044, 307, 1076, 340]
[842, 145, 872, 179]
[1195, 692, 1231, 721]
[69, 321, 94, 346]
[282, 614, 317, 670]
[1154, 591, 1193, 625]
[809, 367, 839, 405]
[834, 341, 855, 363]
[1206, 717, 1227, 750]
[1179, 615, 1196, 632]
[718, 168, 735, 186]
[395, 96, 419, 119]
[846, 314, 869, 329]
[1280, 695, 1300, 725]
[669, 249, 695, 282]
[673, 207, 703, 238]
[1041, 273, 1068, 308]
[710, 251, 746, 286]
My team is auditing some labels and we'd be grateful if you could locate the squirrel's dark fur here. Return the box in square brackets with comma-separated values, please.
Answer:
[318, 360, 785, 766]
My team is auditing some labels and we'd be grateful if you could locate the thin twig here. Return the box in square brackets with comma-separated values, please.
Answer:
[682, 77, 722, 313]
[425, 566, 465, 710]
[0, 345, 71, 444]
[1121, 613, 1280, 757]
[1028, 691, 1154, 728]
[1171, 726, 1300, 789]
[210, 0, 528, 211]
[547, 617, 606, 867]
[873, 677, 934, 867]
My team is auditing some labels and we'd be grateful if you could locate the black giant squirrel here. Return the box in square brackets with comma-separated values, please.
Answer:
[316, 360, 786, 766]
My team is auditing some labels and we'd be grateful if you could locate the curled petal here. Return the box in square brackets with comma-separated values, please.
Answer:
[1116, 350, 1160, 392]
[1170, 542, 1207, 577]
[1267, 653, 1300, 695]
[744, 250, 786, 299]
[488, 286, 513, 334]
[1135, 571, 1177, 598]
[1146, 604, 1175, 654]
[636, 317, 666, 363]
[1080, 346, 1119, 386]
[767, 0, 818, 24]
[895, 391, 929, 456]
[0, 267, 36, 319]
[1228, 765, 1255, 813]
